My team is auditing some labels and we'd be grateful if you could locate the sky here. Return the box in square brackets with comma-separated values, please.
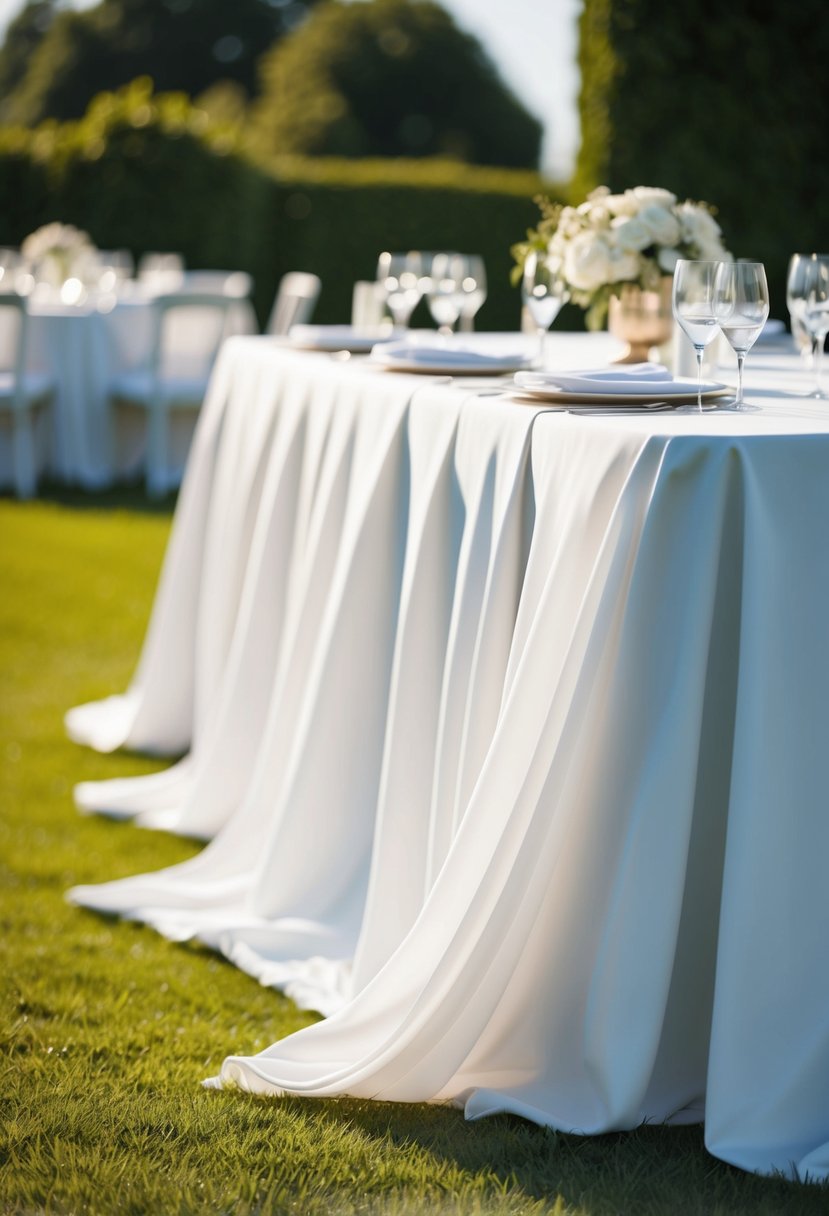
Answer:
[0, 0, 582, 179]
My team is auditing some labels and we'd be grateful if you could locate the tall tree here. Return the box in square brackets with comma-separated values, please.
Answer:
[0, 0, 56, 121]
[253, 0, 542, 169]
[2, 0, 323, 126]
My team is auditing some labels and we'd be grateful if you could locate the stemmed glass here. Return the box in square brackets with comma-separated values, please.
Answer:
[376, 251, 423, 328]
[713, 261, 769, 409]
[672, 259, 727, 411]
[458, 255, 487, 332]
[425, 252, 467, 337]
[522, 250, 569, 368]
[786, 253, 829, 397]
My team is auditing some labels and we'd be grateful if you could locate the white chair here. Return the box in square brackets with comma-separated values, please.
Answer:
[0, 294, 54, 498]
[266, 271, 321, 336]
[108, 292, 234, 498]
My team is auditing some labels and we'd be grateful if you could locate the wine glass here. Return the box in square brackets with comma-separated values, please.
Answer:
[786, 253, 829, 397]
[377, 251, 423, 328]
[458, 255, 487, 333]
[425, 252, 467, 337]
[522, 250, 569, 368]
[672, 259, 727, 411]
[713, 261, 769, 409]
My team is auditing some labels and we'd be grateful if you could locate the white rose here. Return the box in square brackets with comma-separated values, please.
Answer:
[696, 237, 730, 260]
[606, 246, 641, 283]
[611, 215, 652, 252]
[604, 192, 638, 217]
[657, 247, 682, 273]
[563, 232, 614, 292]
[639, 204, 681, 247]
[631, 186, 677, 208]
[588, 203, 614, 228]
[677, 202, 722, 246]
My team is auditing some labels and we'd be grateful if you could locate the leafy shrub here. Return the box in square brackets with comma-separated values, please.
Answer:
[576, 0, 829, 321]
[0, 81, 559, 330]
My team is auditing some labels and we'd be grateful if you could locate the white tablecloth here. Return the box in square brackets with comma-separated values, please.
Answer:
[68, 334, 829, 1181]
[19, 292, 256, 487]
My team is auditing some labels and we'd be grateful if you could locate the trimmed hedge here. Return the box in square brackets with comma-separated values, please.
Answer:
[575, 0, 829, 323]
[0, 81, 559, 331]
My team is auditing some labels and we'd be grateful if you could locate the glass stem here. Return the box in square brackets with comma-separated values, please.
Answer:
[816, 334, 826, 396]
[695, 346, 704, 413]
[735, 352, 745, 407]
[537, 328, 546, 369]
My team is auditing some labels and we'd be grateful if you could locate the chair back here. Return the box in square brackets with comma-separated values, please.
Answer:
[266, 271, 321, 336]
[149, 292, 235, 385]
[0, 293, 28, 412]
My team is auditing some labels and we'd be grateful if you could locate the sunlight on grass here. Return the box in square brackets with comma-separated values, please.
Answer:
[1, 493, 827, 1215]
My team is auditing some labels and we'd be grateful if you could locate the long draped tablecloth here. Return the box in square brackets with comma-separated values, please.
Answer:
[68, 334, 829, 1182]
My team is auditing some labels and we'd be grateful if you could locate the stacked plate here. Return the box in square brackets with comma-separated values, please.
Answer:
[511, 363, 730, 407]
[287, 325, 405, 353]
[368, 340, 531, 375]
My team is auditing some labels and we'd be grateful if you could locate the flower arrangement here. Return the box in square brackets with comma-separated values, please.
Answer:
[513, 186, 731, 329]
[21, 222, 97, 287]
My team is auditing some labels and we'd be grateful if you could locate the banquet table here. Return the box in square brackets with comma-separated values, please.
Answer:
[67, 332, 829, 1182]
[12, 288, 256, 487]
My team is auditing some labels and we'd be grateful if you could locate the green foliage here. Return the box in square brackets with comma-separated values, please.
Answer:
[3, 492, 829, 1215]
[1, 0, 320, 126]
[0, 0, 56, 120]
[261, 158, 549, 329]
[575, 0, 829, 323]
[0, 81, 273, 316]
[0, 82, 554, 330]
[253, 0, 542, 168]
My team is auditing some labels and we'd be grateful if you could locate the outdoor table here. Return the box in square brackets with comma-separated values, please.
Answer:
[68, 333, 829, 1181]
[23, 288, 256, 486]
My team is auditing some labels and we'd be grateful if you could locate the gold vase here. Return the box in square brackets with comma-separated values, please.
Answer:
[607, 277, 673, 363]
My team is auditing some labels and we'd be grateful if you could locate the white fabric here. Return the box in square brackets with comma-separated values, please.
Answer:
[67, 335, 829, 1181]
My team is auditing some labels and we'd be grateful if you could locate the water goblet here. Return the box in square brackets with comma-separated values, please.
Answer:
[786, 253, 829, 397]
[458, 255, 487, 332]
[713, 261, 769, 408]
[425, 252, 466, 337]
[672, 259, 727, 411]
[522, 250, 569, 368]
[377, 251, 423, 328]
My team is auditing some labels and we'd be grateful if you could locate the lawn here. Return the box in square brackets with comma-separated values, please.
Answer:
[1, 491, 827, 1216]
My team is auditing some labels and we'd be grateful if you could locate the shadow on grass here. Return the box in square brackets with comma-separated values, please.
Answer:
[233, 1091, 829, 1215]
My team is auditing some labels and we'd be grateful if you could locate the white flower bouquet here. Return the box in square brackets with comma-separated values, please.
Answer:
[513, 186, 731, 329]
[21, 222, 97, 288]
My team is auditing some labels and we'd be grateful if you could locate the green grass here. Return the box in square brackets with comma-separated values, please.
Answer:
[1, 491, 827, 1216]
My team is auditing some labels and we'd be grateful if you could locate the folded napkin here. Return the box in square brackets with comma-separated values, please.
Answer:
[514, 362, 673, 394]
[372, 341, 527, 368]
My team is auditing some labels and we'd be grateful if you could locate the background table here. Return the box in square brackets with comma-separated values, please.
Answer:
[10, 290, 256, 487]
[68, 334, 829, 1181]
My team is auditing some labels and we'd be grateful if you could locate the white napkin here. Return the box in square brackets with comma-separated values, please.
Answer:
[372, 341, 528, 368]
[514, 362, 673, 394]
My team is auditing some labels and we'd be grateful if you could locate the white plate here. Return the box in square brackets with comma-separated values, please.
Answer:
[370, 353, 532, 375]
[287, 325, 404, 353]
[510, 377, 730, 405]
